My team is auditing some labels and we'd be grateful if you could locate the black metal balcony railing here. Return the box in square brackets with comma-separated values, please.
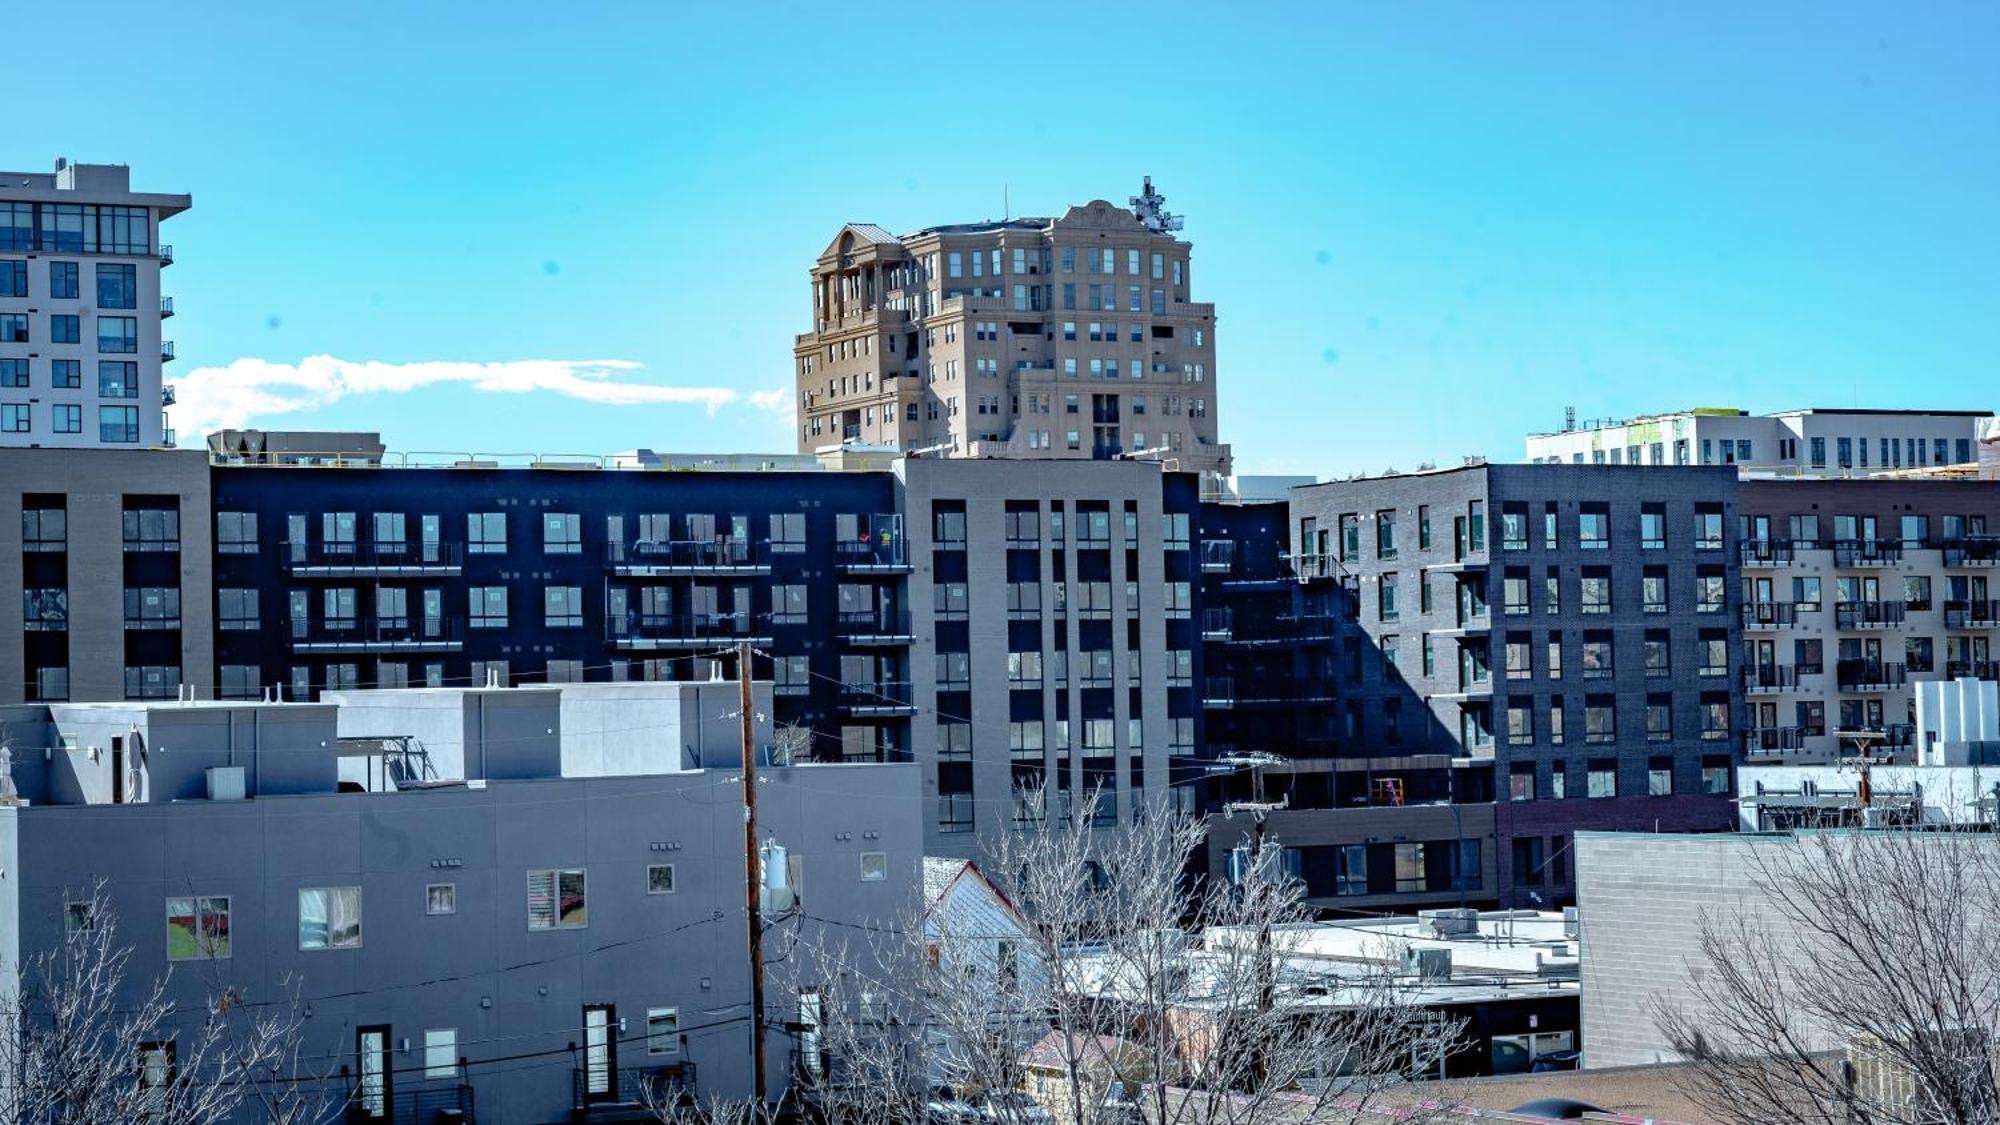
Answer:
[1201, 608, 1234, 639]
[1945, 601, 2000, 629]
[290, 616, 465, 650]
[1201, 676, 1338, 707]
[1840, 725, 1915, 749]
[1739, 540, 1796, 566]
[347, 1081, 476, 1123]
[1835, 601, 1906, 629]
[1833, 539, 1902, 567]
[1741, 601, 1798, 628]
[1293, 553, 1341, 581]
[839, 681, 914, 711]
[608, 612, 760, 645]
[1836, 659, 1907, 691]
[1944, 538, 2000, 567]
[159, 295, 174, 318]
[1946, 661, 2000, 682]
[836, 609, 913, 640]
[1199, 541, 1237, 572]
[834, 540, 910, 569]
[573, 1061, 696, 1112]
[160, 340, 176, 362]
[1743, 664, 1798, 692]
[282, 540, 466, 572]
[607, 539, 771, 570]
[1744, 726, 1805, 756]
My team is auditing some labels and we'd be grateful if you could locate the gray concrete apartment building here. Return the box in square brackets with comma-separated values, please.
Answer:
[793, 179, 1230, 478]
[1, 446, 215, 704]
[1283, 465, 1743, 908]
[0, 686, 922, 1122]
[898, 456, 1203, 849]
[1, 160, 187, 449]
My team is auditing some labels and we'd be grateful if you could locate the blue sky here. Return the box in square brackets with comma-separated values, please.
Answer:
[12, 2, 1996, 475]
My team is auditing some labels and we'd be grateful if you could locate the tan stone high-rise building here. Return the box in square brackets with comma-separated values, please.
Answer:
[794, 180, 1230, 478]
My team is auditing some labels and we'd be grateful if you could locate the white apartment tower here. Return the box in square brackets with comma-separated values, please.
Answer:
[794, 179, 1231, 479]
[1, 160, 188, 449]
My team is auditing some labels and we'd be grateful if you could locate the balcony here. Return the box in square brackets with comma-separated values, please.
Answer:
[573, 1061, 696, 1117]
[1293, 553, 1342, 582]
[161, 383, 176, 407]
[289, 616, 464, 653]
[159, 296, 174, 318]
[607, 539, 771, 576]
[1743, 664, 1798, 694]
[1739, 540, 1797, 566]
[1833, 540, 1902, 568]
[1201, 676, 1337, 708]
[1199, 541, 1236, 572]
[1836, 659, 1907, 692]
[1946, 661, 2000, 682]
[1835, 601, 1905, 630]
[839, 680, 916, 716]
[1741, 601, 1799, 629]
[160, 340, 176, 363]
[1944, 539, 2000, 567]
[1200, 608, 1233, 641]
[1223, 614, 1340, 647]
[1837, 725, 1915, 750]
[1744, 726, 1805, 757]
[159, 243, 174, 266]
[346, 1081, 476, 1123]
[834, 540, 911, 573]
[282, 541, 465, 576]
[609, 613, 768, 650]
[1945, 601, 2000, 629]
[837, 609, 913, 645]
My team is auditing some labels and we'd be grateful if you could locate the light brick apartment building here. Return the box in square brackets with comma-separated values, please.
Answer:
[793, 179, 1230, 479]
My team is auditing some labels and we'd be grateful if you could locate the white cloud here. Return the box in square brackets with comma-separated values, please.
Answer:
[171, 355, 745, 437]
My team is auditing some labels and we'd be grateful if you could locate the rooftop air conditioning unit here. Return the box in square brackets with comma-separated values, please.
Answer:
[1420, 907, 1480, 938]
[1404, 947, 1452, 980]
[1563, 905, 1580, 939]
[206, 766, 246, 801]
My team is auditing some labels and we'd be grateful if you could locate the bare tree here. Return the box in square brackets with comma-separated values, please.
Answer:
[1654, 829, 2000, 1125]
[0, 884, 320, 1125]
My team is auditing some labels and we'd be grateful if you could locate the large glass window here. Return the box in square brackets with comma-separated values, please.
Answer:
[470, 586, 508, 628]
[527, 868, 587, 930]
[49, 260, 78, 298]
[468, 512, 507, 553]
[166, 896, 231, 961]
[98, 361, 139, 398]
[96, 263, 137, 309]
[298, 887, 362, 950]
[96, 316, 138, 353]
[544, 586, 583, 628]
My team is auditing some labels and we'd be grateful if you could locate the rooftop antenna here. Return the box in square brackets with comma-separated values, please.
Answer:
[1130, 175, 1183, 235]
[1003, 183, 1009, 221]
[1564, 406, 1577, 433]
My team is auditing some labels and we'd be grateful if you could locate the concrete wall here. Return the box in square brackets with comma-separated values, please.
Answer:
[557, 680, 772, 774]
[0, 447, 213, 704]
[324, 688, 563, 782]
[3, 761, 921, 1119]
[44, 702, 340, 803]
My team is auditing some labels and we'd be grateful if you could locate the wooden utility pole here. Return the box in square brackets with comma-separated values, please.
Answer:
[739, 639, 768, 1105]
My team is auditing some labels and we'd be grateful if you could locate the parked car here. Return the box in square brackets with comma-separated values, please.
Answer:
[925, 1087, 980, 1124]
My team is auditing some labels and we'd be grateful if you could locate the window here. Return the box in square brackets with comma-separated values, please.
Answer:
[1578, 504, 1609, 549]
[65, 900, 96, 934]
[0, 259, 22, 296]
[544, 586, 582, 628]
[1585, 696, 1616, 744]
[166, 896, 231, 961]
[49, 403, 77, 433]
[0, 315, 24, 344]
[527, 868, 587, 930]
[299, 887, 362, 950]
[1507, 703, 1535, 748]
[1503, 570, 1531, 615]
[1701, 693, 1731, 740]
[1418, 505, 1432, 549]
[47, 313, 80, 345]
[1376, 509, 1398, 558]
[1640, 504, 1666, 550]
[647, 864, 676, 895]
[1695, 567, 1726, 613]
[48, 358, 80, 390]
[1500, 503, 1529, 550]
[1586, 761, 1617, 799]
[468, 512, 507, 553]
[424, 1029, 458, 1079]
[1580, 569, 1611, 614]
[97, 315, 138, 353]
[1394, 843, 1427, 893]
[647, 1008, 680, 1056]
[1694, 505, 1724, 549]
[97, 262, 137, 308]
[218, 588, 258, 631]
[471, 586, 508, 629]
[860, 852, 889, 881]
[1378, 573, 1399, 621]
[543, 512, 581, 554]
[426, 883, 457, 915]
[1701, 756, 1731, 795]
[1543, 502, 1559, 549]
[124, 587, 181, 629]
[97, 360, 140, 398]
[99, 405, 139, 443]
[50, 260, 78, 298]
[1647, 695, 1672, 742]
[1582, 632, 1613, 679]
[0, 403, 27, 432]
